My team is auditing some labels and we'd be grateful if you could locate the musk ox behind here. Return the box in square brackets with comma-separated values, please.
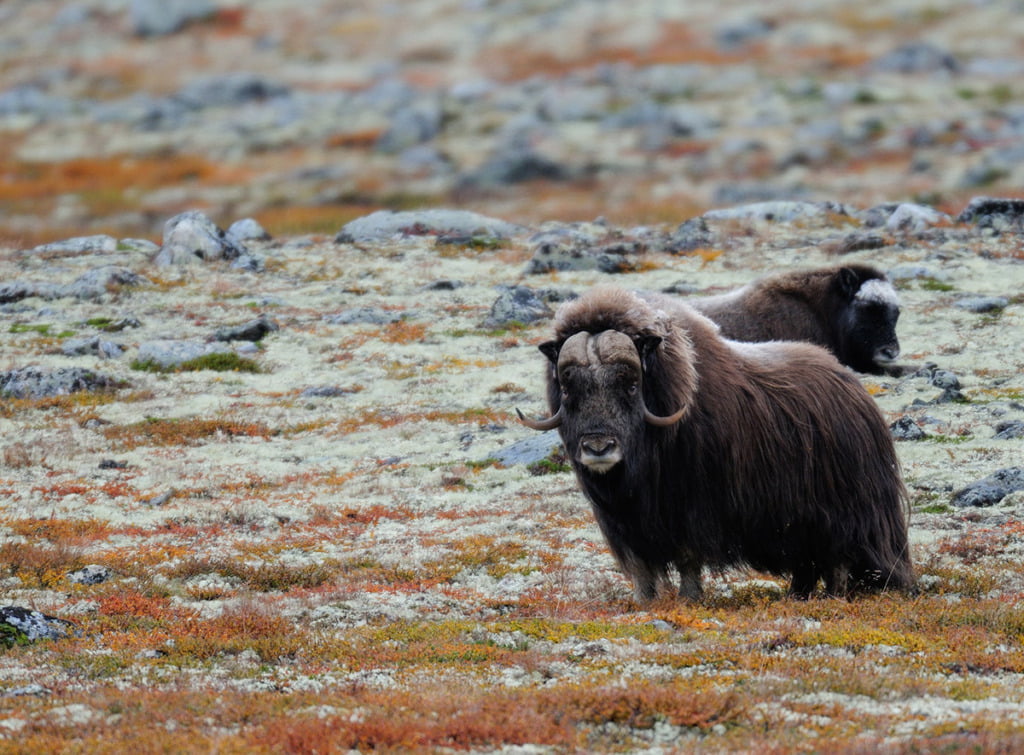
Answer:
[689, 264, 902, 375]
[519, 285, 913, 602]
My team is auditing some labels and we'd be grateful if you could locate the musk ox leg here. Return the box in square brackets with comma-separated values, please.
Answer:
[788, 566, 820, 600]
[675, 560, 703, 602]
[825, 566, 851, 598]
[620, 553, 660, 602]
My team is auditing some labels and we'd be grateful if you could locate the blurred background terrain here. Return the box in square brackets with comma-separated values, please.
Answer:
[2, 0, 1024, 245]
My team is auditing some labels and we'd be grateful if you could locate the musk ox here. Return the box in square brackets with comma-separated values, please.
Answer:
[689, 264, 902, 375]
[519, 286, 913, 602]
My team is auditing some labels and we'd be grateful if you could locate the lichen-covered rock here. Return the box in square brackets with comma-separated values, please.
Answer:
[956, 196, 1024, 233]
[702, 200, 853, 224]
[336, 209, 523, 244]
[135, 340, 234, 370]
[0, 367, 119, 399]
[28, 235, 117, 256]
[952, 467, 1024, 508]
[484, 286, 554, 328]
[154, 211, 252, 267]
[130, 0, 216, 37]
[213, 314, 279, 342]
[890, 416, 927, 441]
[1, 606, 78, 645]
[62, 336, 124, 359]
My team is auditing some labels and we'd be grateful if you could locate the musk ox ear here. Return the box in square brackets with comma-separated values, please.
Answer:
[538, 340, 561, 365]
[634, 335, 663, 364]
[836, 267, 863, 301]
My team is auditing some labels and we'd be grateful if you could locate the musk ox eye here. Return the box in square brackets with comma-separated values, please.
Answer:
[628, 382, 639, 395]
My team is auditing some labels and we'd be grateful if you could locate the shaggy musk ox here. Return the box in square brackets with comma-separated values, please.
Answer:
[519, 286, 913, 602]
[689, 264, 902, 375]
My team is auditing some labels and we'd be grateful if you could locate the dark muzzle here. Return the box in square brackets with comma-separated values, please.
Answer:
[578, 433, 622, 473]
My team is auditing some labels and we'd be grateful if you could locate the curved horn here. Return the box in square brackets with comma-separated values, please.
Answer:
[643, 403, 686, 427]
[516, 405, 564, 431]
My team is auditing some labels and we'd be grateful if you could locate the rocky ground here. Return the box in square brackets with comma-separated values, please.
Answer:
[1, 1, 1024, 752]
[3, 1, 1024, 245]
[0, 200, 1022, 751]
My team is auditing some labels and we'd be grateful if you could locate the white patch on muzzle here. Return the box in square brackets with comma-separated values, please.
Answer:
[579, 435, 623, 473]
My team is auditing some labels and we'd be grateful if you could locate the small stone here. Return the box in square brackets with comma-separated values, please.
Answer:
[994, 421, 1024, 440]
[68, 565, 113, 586]
[957, 196, 1024, 232]
[484, 286, 553, 328]
[884, 203, 951, 234]
[1, 606, 78, 644]
[28, 235, 117, 256]
[135, 340, 233, 369]
[336, 209, 522, 244]
[0, 367, 118, 399]
[62, 336, 124, 359]
[890, 416, 926, 441]
[954, 296, 1008, 314]
[952, 467, 1024, 508]
[130, 0, 216, 37]
[154, 211, 250, 267]
[872, 42, 959, 74]
[212, 314, 279, 342]
[486, 430, 563, 467]
[226, 218, 271, 243]
[323, 308, 405, 326]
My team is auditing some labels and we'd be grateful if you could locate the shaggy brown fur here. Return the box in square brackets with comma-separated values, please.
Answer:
[528, 285, 913, 602]
[689, 264, 902, 375]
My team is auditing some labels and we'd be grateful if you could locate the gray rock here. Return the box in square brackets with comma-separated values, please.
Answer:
[872, 42, 959, 74]
[702, 200, 852, 224]
[952, 467, 1024, 508]
[68, 565, 113, 586]
[956, 196, 1024, 232]
[715, 16, 774, 50]
[525, 223, 647, 274]
[1, 606, 78, 644]
[62, 336, 124, 359]
[323, 308, 405, 326]
[135, 340, 233, 369]
[890, 416, 926, 441]
[461, 149, 571, 188]
[0, 281, 59, 304]
[671, 217, 717, 252]
[887, 264, 948, 283]
[0, 367, 118, 399]
[336, 209, 523, 243]
[376, 100, 443, 153]
[954, 296, 1008, 313]
[227, 218, 271, 244]
[62, 266, 148, 300]
[484, 286, 554, 328]
[0, 267, 145, 304]
[300, 385, 359, 398]
[130, 0, 216, 37]
[994, 421, 1024, 440]
[176, 73, 290, 110]
[117, 238, 161, 254]
[884, 203, 951, 234]
[487, 430, 563, 467]
[3, 683, 50, 697]
[154, 211, 251, 266]
[213, 314, 279, 342]
[0, 85, 74, 120]
[29, 235, 117, 256]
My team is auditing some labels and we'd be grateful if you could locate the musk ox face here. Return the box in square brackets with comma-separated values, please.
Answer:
[519, 330, 684, 473]
[838, 272, 901, 374]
